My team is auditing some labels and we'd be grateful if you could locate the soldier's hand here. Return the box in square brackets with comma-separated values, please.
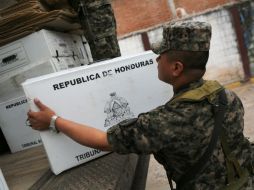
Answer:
[27, 99, 55, 131]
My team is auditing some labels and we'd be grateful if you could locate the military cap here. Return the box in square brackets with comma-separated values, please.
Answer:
[151, 21, 212, 54]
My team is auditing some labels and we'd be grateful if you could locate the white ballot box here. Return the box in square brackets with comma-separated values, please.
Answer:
[0, 29, 85, 82]
[22, 51, 173, 175]
[0, 58, 79, 153]
[0, 96, 42, 153]
[0, 169, 9, 190]
[0, 57, 80, 103]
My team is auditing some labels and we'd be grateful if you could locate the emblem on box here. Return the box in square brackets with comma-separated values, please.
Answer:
[104, 92, 134, 127]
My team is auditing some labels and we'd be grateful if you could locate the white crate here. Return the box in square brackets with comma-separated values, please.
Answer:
[0, 96, 42, 153]
[0, 60, 55, 102]
[0, 57, 82, 153]
[72, 35, 92, 65]
[22, 51, 173, 174]
[0, 169, 9, 190]
[0, 29, 85, 82]
[0, 57, 81, 103]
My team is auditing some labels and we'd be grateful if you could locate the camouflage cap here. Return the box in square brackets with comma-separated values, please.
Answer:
[151, 21, 212, 54]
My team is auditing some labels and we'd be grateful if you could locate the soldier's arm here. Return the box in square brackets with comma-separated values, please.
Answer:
[55, 117, 111, 151]
[28, 99, 112, 151]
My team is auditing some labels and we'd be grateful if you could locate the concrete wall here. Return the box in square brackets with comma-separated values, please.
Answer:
[118, 7, 245, 84]
[118, 34, 144, 56]
[193, 10, 244, 83]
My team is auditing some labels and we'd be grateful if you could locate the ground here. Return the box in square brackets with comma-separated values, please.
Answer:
[145, 80, 254, 190]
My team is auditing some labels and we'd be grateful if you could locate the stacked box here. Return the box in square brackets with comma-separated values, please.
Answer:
[22, 51, 173, 174]
[0, 29, 92, 153]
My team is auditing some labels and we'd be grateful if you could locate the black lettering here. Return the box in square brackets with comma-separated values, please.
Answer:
[135, 62, 141, 68]
[75, 149, 102, 162]
[114, 59, 154, 75]
[70, 79, 76, 85]
[102, 70, 113, 77]
[90, 150, 96, 156]
[108, 70, 113, 76]
[5, 99, 28, 110]
[76, 78, 82, 84]
[125, 65, 131, 71]
[59, 82, 65, 89]
[120, 66, 125, 72]
[14, 102, 20, 107]
[53, 84, 59, 90]
[53, 73, 102, 91]
[64, 81, 70, 88]
[102, 71, 108, 77]
[82, 76, 87, 82]
[85, 152, 90, 158]
[90, 74, 95, 80]
[95, 73, 101, 79]
[115, 67, 121, 74]
[21, 141, 38, 148]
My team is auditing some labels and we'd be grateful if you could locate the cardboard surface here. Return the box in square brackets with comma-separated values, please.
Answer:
[0, 0, 18, 10]
[0, 1, 80, 46]
[22, 51, 173, 174]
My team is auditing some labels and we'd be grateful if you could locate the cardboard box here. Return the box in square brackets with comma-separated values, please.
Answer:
[0, 29, 85, 82]
[0, 96, 42, 153]
[0, 0, 17, 10]
[22, 51, 173, 174]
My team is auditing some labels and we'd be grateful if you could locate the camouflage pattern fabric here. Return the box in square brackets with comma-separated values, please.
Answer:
[107, 79, 254, 190]
[151, 21, 212, 54]
[68, 0, 121, 61]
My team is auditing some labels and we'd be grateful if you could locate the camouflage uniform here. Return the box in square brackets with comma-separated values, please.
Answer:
[107, 21, 254, 189]
[68, 0, 121, 61]
[151, 21, 212, 53]
[40, 0, 121, 61]
[107, 79, 254, 189]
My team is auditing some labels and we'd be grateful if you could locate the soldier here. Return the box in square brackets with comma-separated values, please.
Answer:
[68, 0, 121, 61]
[28, 21, 253, 189]
[41, 0, 121, 61]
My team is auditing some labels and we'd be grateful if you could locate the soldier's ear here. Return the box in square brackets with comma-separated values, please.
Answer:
[172, 61, 184, 77]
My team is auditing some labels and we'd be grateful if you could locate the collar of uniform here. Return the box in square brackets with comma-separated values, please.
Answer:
[172, 79, 204, 99]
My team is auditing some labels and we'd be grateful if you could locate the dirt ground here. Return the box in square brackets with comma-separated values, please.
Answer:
[145, 80, 254, 190]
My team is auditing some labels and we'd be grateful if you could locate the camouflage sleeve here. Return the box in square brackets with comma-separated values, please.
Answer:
[106, 104, 191, 154]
